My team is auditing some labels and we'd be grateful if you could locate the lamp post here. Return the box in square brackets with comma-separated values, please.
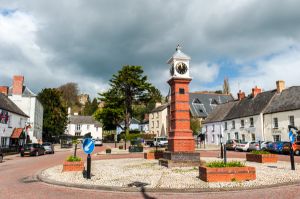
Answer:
[220, 134, 223, 159]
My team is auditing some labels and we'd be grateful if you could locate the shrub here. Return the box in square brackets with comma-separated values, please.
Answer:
[106, 148, 112, 153]
[66, 155, 82, 162]
[119, 145, 123, 149]
[206, 161, 245, 168]
[251, 150, 270, 155]
[149, 149, 164, 153]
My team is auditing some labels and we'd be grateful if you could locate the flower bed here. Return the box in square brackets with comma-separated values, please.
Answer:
[62, 156, 84, 172]
[246, 153, 278, 163]
[144, 150, 164, 160]
[199, 161, 256, 182]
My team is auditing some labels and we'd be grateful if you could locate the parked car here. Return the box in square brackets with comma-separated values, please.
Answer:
[20, 143, 45, 156]
[236, 141, 253, 152]
[293, 142, 300, 155]
[225, 139, 241, 150]
[248, 141, 271, 151]
[282, 142, 292, 154]
[94, 138, 103, 146]
[0, 148, 3, 163]
[153, 137, 168, 147]
[266, 142, 275, 152]
[273, 141, 290, 153]
[42, 142, 55, 154]
[261, 141, 272, 150]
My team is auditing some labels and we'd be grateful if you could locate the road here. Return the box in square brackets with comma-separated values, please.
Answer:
[1, 145, 300, 199]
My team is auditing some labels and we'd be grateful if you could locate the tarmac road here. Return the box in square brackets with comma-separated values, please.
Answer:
[1, 145, 300, 199]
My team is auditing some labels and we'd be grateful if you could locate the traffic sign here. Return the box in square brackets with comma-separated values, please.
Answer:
[82, 138, 95, 154]
[289, 130, 295, 144]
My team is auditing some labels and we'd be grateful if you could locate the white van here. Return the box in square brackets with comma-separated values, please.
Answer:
[154, 137, 168, 147]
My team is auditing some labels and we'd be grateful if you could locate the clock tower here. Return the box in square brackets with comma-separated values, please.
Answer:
[159, 45, 201, 168]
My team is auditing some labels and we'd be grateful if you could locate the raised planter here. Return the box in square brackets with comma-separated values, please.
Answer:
[144, 151, 164, 160]
[62, 161, 84, 172]
[129, 146, 143, 152]
[199, 166, 256, 182]
[246, 153, 278, 163]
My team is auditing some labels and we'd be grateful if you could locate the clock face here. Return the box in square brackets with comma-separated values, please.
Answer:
[176, 62, 187, 74]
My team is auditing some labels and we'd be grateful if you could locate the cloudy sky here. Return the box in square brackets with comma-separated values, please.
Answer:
[1, 0, 300, 98]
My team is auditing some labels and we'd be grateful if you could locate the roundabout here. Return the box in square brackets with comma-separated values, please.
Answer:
[38, 157, 300, 192]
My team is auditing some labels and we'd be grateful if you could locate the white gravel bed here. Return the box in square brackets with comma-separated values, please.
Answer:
[40, 158, 300, 189]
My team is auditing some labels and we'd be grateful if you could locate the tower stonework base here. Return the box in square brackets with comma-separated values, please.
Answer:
[159, 77, 200, 168]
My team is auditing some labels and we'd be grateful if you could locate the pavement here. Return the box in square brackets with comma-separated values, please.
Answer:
[1, 144, 300, 199]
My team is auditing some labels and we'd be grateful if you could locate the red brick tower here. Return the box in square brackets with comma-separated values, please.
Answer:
[159, 45, 200, 168]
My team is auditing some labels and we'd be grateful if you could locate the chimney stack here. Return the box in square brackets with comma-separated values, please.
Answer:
[252, 86, 262, 98]
[0, 86, 8, 96]
[155, 102, 162, 108]
[12, 75, 24, 95]
[276, 80, 285, 93]
[237, 90, 246, 101]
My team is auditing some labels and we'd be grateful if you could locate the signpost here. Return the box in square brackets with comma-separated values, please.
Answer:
[82, 138, 95, 179]
[288, 125, 297, 171]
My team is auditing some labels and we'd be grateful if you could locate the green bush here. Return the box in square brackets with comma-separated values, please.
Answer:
[206, 161, 245, 168]
[251, 150, 270, 155]
[149, 149, 164, 153]
[66, 155, 82, 162]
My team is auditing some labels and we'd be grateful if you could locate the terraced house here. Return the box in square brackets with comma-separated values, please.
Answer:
[0, 92, 29, 148]
[204, 80, 300, 144]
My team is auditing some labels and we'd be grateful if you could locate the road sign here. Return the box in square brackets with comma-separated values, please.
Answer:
[289, 130, 295, 144]
[82, 138, 95, 154]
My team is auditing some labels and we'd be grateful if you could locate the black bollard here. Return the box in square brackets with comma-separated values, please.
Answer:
[87, 154, 91, 179]
[223, 144, 227, 164]
[259, 140, 261, 150]
[290, 143, 295, 170]
[220, 143, 224, 159]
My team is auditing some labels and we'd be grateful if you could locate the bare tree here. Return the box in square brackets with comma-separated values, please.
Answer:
[58, 82, 79, 107]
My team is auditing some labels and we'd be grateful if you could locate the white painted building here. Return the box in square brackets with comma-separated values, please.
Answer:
[66, 115, 102, 139]
[149, 103, 169, 137]
[203, 101, 237, 145]
[7, 76, 43, 143]
[263, 82, 300, 142]
[0, 92, 29, 148]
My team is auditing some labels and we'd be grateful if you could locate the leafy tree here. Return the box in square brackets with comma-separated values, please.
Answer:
[83, 98, 98, 116]
[190, 117, 201, 135]
[58, 82, 79, 107]
[96, 65, 161, 149]
[38, 88, 68, 142]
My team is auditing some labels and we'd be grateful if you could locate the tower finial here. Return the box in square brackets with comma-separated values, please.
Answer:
[176, 44, 181, 51]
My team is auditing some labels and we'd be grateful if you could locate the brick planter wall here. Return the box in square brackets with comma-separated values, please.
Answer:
[62, 161, 84, 172]
[246, 153, 278, 163]
[199, 166, 256, 182]
[144, 152, 164, 160]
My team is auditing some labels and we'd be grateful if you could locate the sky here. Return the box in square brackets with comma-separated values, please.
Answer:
[1, 0, 300, 98]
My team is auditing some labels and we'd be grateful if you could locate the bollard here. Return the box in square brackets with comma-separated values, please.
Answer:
[290, 143, 295, 170]
[223, 144, 227, 164]
[87, 154, 91, 179]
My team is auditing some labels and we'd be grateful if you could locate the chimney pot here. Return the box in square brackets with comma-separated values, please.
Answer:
[12, 75, 24, 95]
[276, 80, 285, 93]
[0, 86, 8, 96]
[237, 90, 246, 101]
[252, 86, 262, 98]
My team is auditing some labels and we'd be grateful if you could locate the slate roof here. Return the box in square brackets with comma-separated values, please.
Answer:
[224, 90, 276, 120]
[8, 86, 36, 97]
[118, 117, 140, 126]
[167, 48, 191, 64]
[0, 93, 29, 117]
[264, 86, 300, 114]
[203, 101, 238, 124]
[150, 103, 169, 113]
[189, 92, 234, 118]
[69, 115, 102, 127]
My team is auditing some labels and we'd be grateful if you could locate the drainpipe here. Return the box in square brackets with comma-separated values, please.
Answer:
[260, 113, 265, 141]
